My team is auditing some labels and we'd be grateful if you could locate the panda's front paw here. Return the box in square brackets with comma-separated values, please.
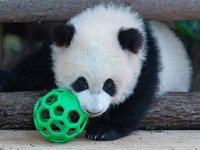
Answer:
[86, 124, 126, 141]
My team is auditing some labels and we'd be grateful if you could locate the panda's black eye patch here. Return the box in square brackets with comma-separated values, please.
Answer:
[72, 77, 88, 92]
[103, 79, 116, 96]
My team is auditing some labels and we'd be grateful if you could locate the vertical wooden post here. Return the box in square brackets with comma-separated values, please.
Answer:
[0, 23, 3, 68]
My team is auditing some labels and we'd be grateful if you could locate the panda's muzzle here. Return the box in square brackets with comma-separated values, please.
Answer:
[86, 110, 102, 116]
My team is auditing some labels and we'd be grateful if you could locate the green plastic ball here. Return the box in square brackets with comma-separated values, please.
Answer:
[33, 89, 89, 143]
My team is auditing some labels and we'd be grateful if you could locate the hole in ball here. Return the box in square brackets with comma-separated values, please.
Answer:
[67, 111, 80, 124]
[57, 89, 65, 93]
[50, 123, 61, 133]
[43, 127, 49, 135]
[45, 95, 58, 105]
[80, 117, 87, 130]
[59, 121, 64, 125]
[66, 129, 75, 136]
[54, 105, 64, 116]
[40, 108, 50, 123]
[37, 102, 41, 110]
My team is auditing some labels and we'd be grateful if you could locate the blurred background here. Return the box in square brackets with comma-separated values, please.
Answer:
[1, 21, 200, 91]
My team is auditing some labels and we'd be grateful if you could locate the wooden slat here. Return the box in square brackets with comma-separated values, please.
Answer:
[0, 91, 200, 130]
[0, 0, 200, 22]
[0, 130, 199, 150]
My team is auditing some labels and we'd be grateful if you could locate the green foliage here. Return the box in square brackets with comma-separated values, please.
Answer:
[3, 34, 23, 52]
[155, 130, 165, 133]
[173, 21, 200, 42]
[145, 126, 155, 131]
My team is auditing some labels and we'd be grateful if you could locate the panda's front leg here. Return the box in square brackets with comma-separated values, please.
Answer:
[85, 95, 152, 141]
[86, 119, 128, 141]
[86, 117, 128, 141]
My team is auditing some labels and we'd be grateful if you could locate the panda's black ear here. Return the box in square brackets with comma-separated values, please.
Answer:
[118, 28, 143, 54]
[51, 24, 76, 47]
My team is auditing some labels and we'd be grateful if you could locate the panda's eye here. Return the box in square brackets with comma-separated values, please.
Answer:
[103, 79, 116, 96]
[103, 79, 113, 89]
[72, 77, 88, 92]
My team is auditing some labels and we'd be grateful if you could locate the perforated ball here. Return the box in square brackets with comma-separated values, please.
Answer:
[33, 89, 89, 143]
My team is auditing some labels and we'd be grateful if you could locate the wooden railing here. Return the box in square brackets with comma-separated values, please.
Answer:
[0, 91, 200, 129]
[0, 0, 200, 22]
[0, 0, 200, 130]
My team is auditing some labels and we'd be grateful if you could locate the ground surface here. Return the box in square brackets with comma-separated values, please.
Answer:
[0, 130, 200, 150]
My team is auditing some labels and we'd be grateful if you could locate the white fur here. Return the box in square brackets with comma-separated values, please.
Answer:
[75, 90, 111, 117]
[148, 21, 192, 96]
[52, 4, 147, 115]
[52, 5, 192, 116]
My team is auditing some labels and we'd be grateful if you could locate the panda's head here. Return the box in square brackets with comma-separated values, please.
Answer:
[51, 5, 146, 117]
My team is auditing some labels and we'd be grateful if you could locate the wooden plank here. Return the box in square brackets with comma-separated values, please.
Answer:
[0, 0, 200, 22]
[0, 23, 3, 68]
[0, 130, 199, 150]
[0, 91, 200, 130]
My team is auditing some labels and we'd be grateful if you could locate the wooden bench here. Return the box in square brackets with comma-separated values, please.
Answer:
[0, 130, 200, 150]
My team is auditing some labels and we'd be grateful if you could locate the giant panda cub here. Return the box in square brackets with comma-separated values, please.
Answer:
[0, 4, 192, 140]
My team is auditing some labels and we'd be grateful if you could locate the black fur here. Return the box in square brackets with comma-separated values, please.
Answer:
[0, 23, 160, 141]
[118, 28, 143, 54]
[0, 41, 56, 92]
[103, 79, 116, 96]
[86, 23, 160, 141]
[0, 70, 12, 92]
[72, 77, 88, 92]
[51, 24, 75, 47]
